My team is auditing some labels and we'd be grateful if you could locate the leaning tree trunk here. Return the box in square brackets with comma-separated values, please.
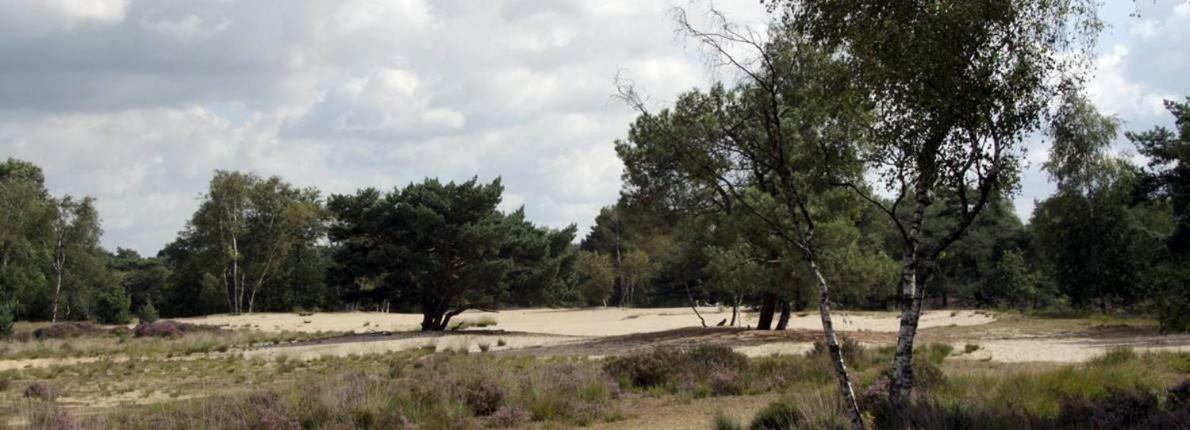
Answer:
[776, 300, 791, 330]
[807, 257, 864, 429]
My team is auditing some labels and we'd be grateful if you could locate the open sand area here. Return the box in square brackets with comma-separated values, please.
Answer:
[168, 308, 1189, 363]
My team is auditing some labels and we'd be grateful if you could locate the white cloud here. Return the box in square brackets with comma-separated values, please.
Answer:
[1086, 44, 1171, 119]
[141, 12, 230, 42]
[0, 0, 128, 36]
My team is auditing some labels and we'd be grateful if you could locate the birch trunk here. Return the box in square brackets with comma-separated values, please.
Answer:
[808, 256, 864, 429]
[50, 238, 64, 322]
[890, 180, 931, 407]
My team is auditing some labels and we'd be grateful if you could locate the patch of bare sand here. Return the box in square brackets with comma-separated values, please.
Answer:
[951, 334, 1190, 363]
[174, 308, 992, 336]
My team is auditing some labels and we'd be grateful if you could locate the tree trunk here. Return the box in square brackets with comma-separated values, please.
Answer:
[730, 298, 739, 326]
[51, 264, 62, 323]
[807, 257, 864, 429]
[756, 292, 777, 330]
[685, 282, 707, 327]
[51, 242, 64, 323]
[776, 300, 791, 330]
[890, 183, 931, 408]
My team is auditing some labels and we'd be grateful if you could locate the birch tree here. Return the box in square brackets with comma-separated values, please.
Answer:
[615, 14, 873, 427]
[47, 196, 102, 322]
[770, 0, 1102, 407]
[185, 171, 323, 314]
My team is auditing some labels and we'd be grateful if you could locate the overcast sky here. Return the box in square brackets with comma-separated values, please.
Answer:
[1, 0, 1187, 256]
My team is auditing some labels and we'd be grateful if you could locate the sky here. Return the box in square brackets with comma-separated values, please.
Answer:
[0, 0, 1187, 256]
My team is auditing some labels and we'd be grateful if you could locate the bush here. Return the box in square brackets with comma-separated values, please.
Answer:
[748, 399, 801, 430]
[33, 321, 106, 339]
[94, 285, 133, 325]
[1056, 388, 1161, 429]
[604, 345, 749, 396]
[24, 382, 58, 401]
[133, 320, 219, 338]
[136, 301, 159, 324]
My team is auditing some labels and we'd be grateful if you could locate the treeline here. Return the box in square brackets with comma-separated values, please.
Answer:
[0, 166, 580, 332]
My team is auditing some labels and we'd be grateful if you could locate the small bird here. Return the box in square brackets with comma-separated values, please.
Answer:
[716, 318, 727, 326]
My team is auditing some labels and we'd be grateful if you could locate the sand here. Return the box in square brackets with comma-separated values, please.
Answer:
[174, 308, 993, 336]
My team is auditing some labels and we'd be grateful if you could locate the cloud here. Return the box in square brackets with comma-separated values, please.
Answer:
[0, 0, 777, 255]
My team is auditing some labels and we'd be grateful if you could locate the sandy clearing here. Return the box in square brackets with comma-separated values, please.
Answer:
[951, 335, 1190, 363]
[174, 308, 993, 336]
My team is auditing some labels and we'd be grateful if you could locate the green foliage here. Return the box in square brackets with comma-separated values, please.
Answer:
[0, 301, 14, 338]
[171, 170, 326, 315]
[982, 250, 1040, 309]
[575, 251, 614, 306]
[705, 242, 765, 313]
[136, 301, 159, 324]
[328, 178, 576, 330]
[94, 285, 133, 325]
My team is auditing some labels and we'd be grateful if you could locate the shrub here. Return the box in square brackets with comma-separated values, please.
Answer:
[24, 382, 58, 401]
[133, 320, 220, 338]
[0, 378, 10, 392]
[136, 301, 159, 324]
[33, 322, 106, 339]
[134, 320, 182, 338]
[605, 345, 749, 398]
[94, 285, 133, 325]
[964, 344, 980, 354]
[1056, 388, 1162, 429]
[461, 377, 506, 416]
[748, 398, 801, 430]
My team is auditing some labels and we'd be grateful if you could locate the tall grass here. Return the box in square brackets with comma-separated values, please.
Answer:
[93, 353, 620, 429]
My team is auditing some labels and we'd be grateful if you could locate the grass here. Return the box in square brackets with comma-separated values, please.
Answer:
[3, 314, 1187, 429]
[0, 325, 343, 361]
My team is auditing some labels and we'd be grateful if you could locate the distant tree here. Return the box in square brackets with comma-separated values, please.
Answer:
[983, 250, 1039, 309]
[576, 251, 615, 306]
[48, 196, 103, 322]
[1129, 97, 1190, 331]
[1033, 95, 1165, 313]
[109, 248, 169, 313]
[705, 242, 765, 326]
[94, 284, 132, 325]
[179, 171, 324, 314]
[928, 195, 1028, 308]
[0, 158, 56, 321]
[328, 177, 575, 331]
[136, 300, 159, 324]
[616, 248, 655, 308]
